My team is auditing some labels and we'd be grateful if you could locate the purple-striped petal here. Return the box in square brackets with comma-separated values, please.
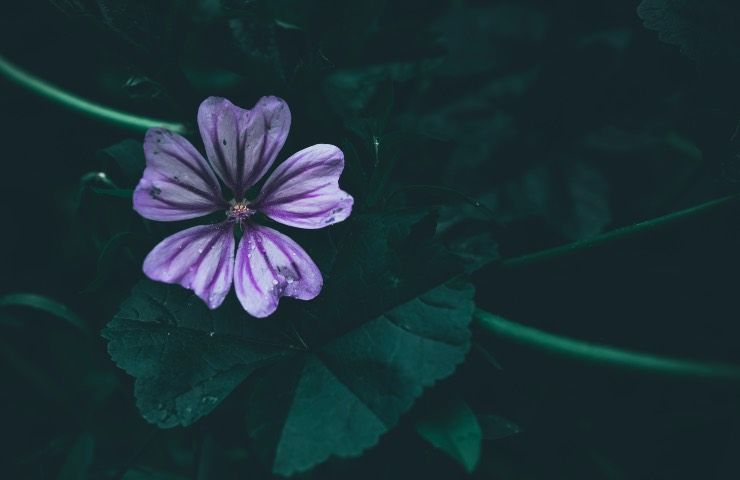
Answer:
[234, 223, 322, 318]
[134, 128, 225, 221]
[197, 96, 291, 198]
[143, 223, 235, 309]
[253, 144, 354, 229]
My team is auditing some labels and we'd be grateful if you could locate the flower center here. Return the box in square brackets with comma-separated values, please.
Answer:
[227, 200, 255, 222]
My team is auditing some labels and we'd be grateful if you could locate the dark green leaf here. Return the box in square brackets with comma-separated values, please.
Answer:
[0, 293, 89, 336]
[324, 62, 436, 121]
[95, 0, 168, 53]
[298, 212, 467, 341]
[57, 433, 94, 480]
[241, 212, 473, 475]
[477, 161, 611, 241]
[228, 16, 285, 85]
[435, 3, 549, 77]
[102, 281, 296, 428]
[81, 232, 135, 293]
[415, 396, 482, 473]
[638, 0, 740, 64]
[123, 74, 165, 100]
[248, 279, 474, 476]
[338, 140, 369, 205]
[99, 139, 146, 187]
[104, 212, 474, 475]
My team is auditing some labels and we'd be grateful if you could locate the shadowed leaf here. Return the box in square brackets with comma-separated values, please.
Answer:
[415, 396, 482, 473]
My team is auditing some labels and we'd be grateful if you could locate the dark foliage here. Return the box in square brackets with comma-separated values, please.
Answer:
[3, 0, 740, 478]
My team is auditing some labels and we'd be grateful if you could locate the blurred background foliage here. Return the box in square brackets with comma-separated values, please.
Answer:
[3, 0, 740, 478]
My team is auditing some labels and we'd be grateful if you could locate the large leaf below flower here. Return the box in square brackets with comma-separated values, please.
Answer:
[248, 279, 474, 476]
[104, 211, 474, 475]
[103, 281, 296, 428]
[241, 212, 474, 475]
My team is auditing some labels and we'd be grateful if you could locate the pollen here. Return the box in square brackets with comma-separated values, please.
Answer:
[227, 200, 255, 221]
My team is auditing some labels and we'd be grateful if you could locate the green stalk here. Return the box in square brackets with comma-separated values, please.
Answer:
[501, 193, 740, 268]
[0, 54, 186, 133]
[475, 309, 740, 380]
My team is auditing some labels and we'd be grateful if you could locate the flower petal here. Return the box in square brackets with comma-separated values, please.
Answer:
[143, 223, 235, 309]
[134, 128, 225, 221]
[254, 144, 354, 229]
[197, 96, 291, 198]
[234, 224, 322, 318]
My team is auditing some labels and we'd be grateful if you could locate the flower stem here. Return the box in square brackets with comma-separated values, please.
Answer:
[501, 193, 740, 269]
[0, 54, 186, 133]
[474, 309, 740, 380]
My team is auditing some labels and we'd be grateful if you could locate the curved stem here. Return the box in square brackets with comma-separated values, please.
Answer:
[501, 193, 740, 269]
[0, 54, 186, 133]
[474, 309, 740, 381]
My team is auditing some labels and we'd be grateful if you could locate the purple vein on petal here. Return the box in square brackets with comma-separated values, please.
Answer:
[256, 183, 329, 208]
[173, 226, 228, 284]
[260, 229, 303, 282]
[143, 222, 236, 309]
[143, 194, 214, 212]
[243, 227, 263, 294]
[261, 161, 327, 195]
[233, 223, 322, 317]
[157, 146, 222, 194]
[213, 116, 236, 188]
[163, 226, 220, 274]
[266, 204, 339, 220]
[254, 229, 280, 287]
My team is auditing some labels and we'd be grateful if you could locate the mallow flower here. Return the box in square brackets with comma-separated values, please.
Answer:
[132, 96, 353, 317]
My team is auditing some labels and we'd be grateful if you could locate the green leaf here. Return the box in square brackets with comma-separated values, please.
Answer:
[99, 139, 145, 187]
[104, 212, 475, 475]
[248, 279, 474, 476]
[324, 62, 437, 121]
[102, 281, 295, 428]
[338, 140, 369, 204]
[0, 293, 89, 336]
[638, 0, 740, 64]
[415, 396, 482, 473]
[243, 212, 473, 475]
[81, 232, 135, 293]
[454, 161, 611, 241]
[94, 0, 169, 53]
[57, 432, 94, 480]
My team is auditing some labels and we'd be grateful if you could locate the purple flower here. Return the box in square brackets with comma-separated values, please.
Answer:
[132, 96, 353, 317]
